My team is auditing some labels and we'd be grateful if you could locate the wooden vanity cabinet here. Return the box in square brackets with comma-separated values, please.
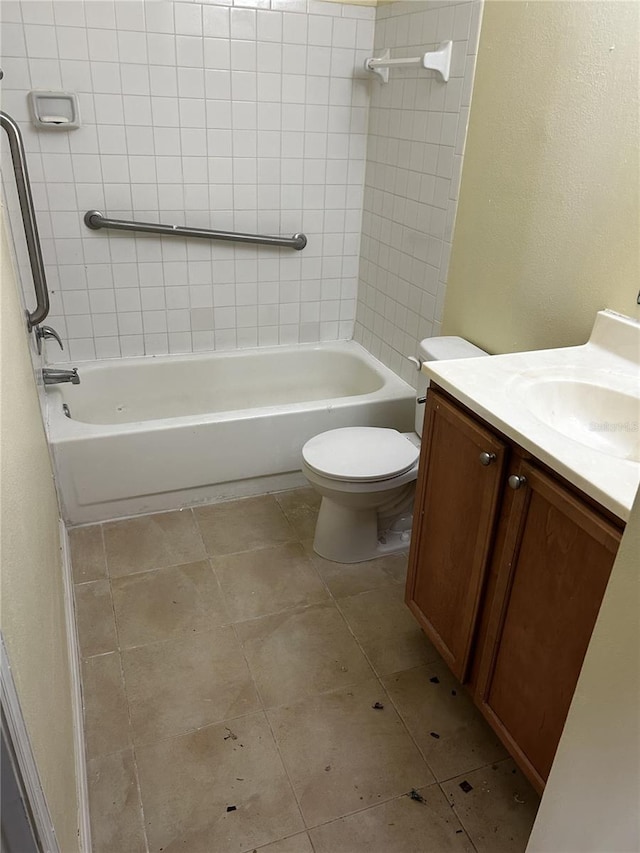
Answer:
[405, 392, 508, 682]
[475, 459, 621, 789]
[406, 387, 622, 792]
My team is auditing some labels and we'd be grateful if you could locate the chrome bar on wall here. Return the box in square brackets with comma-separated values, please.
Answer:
[0, 111, 50, 330]
[84, 210, 308, 251]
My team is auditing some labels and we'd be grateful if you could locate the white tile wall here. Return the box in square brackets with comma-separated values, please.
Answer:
[1, 0, 375, 362]
[354, 0, 482, 386]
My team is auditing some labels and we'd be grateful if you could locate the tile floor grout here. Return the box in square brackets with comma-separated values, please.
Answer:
[219, 511, 312, 839]
[217, 509, 443, 828]
[231, 507, 481, 853]
[72, 489, 539, 852]
[73, 527, 151, 852]
[110, 586, 150, 853]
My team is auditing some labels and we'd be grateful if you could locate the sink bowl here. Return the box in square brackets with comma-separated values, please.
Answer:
[521, 375, 640, 462]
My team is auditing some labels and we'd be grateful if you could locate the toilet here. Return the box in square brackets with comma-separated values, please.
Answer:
[302, 336, 488, 563]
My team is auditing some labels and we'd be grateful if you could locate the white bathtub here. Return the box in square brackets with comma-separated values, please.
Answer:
[46, 341, 415, 524]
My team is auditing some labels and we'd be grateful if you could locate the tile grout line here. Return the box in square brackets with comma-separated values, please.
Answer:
[438, 783, 480, 853]
[436, 755, 532, 853]
[107, 553, 151, 853]
[74, 522, 151, 853]
[222, 498, 343, 843]
[328, 567, 505, 797]
[84, 556, 385, 752]
[98, 495, 316, 845]
[241, 638, 310, 843]
[280, 510, 455, 834]
[281, 501, 451, 799]
[329, 589, 444, 774]
[303, 784, 467, 837]
[227, 495, 390, 840]
[327, 576, 494, 850]
[77, 490, 510, 851]
[103, 521, 152, 853]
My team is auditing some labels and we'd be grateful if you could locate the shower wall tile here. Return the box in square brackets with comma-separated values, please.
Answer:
[354, 0, 483, 386]
[0, 0, 374, 362]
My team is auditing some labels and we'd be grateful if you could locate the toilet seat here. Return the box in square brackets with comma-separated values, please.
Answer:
[302, 427, 420, 483]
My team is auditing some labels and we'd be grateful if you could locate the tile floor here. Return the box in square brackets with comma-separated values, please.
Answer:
[70, 489, 540, 853]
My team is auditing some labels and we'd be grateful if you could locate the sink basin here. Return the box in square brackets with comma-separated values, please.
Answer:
[423, 310, 640, 520]
[521, 374, 640, 462]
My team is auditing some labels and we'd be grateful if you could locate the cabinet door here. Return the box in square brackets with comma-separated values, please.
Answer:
[476, 461, 621, 791]
[406, 391, 507, 682]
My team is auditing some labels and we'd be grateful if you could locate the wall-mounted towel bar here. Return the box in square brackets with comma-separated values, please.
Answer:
[0, 110, 50, 330]
[365, 41, 452, 84]
[84, 210, 307, 250]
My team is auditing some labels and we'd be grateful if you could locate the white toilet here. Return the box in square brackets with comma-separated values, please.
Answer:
[302, 336, 487, 563]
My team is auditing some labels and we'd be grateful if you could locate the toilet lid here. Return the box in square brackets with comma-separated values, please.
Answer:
[302, 427, 419, 482]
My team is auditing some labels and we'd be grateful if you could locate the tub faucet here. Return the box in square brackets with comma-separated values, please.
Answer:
[42, 367, 80, 385]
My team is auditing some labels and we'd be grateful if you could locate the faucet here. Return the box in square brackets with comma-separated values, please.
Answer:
[42, 367, 80, 385]
[35, 325, 64, 355]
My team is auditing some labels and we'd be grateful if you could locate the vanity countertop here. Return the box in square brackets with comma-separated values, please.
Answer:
[423, 310, 640, 522]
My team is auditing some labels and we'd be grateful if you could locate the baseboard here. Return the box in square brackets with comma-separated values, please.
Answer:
[0, 634, 60, 853]
[59, 521, 92, 853]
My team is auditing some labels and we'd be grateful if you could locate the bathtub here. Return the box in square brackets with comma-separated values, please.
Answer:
[46, 341, 415, 524]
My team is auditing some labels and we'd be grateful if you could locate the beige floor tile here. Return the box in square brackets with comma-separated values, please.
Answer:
[136, 712, 304, 853]
[236, 602, 374, 707]
[305, 540, 408, 598]
[267, 679, 435, 828]
[213, 542, 328, 622]
[441, 759, 540, 853]
[81, 502, 533, 852]
[275, 487, 321, 540]
[82, 652, 130, 759]
[338, 584, 439, 675]
[310, 785, 475, 853]
[87, 748, 146, 853]
[104, 509, 205, 577]
[382, 661, 507, 782]
[194, 495, 295, 556]
[74, 580, 118, 658]
[112, 560, 229, 648]
[253, 833, 314, 852]
[122, 627, 260, 744]
[69, 525, 106, 583]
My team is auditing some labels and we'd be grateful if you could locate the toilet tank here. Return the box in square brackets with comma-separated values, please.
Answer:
[414, 336, 488, 436]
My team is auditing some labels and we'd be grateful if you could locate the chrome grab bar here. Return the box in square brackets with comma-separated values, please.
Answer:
[0, 110, 50, 330]
[84, 210, 307, 251]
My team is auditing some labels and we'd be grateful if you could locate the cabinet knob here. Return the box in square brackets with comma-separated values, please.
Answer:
[508, 474, 527, 490]
[479, 451, 497, 466]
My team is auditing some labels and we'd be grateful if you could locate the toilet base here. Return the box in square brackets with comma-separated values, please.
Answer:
[313, 498, 412, 564]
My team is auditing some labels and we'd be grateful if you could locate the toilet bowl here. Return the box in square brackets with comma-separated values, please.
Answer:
[302, 427, 420, 563]
[302, 336, 488, 563]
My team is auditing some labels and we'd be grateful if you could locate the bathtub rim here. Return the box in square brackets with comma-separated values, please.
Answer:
[45, 340, 414, 440]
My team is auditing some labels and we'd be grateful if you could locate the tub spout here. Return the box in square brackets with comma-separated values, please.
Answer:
[43, 367, 80, 385]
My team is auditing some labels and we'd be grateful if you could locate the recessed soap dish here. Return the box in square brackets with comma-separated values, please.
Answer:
[28, 91, 80, 130]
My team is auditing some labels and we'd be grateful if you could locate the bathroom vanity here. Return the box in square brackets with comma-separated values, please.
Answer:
[405, 310, 639, 794]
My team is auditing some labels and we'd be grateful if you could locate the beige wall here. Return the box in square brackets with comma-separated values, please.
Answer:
[0, 212, 80, 852]
[527, 489, 640, 852]
[443, 0, 640, 353]
[443, 4, 640, 846]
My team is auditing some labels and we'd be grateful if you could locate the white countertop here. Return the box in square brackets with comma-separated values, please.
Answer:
[423, 311, 640, 522]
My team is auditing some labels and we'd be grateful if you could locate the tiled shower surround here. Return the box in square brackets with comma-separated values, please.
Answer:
[1, 0, 375, 360]
[354, 0, 482, 384]
[0, 0, 481, 366]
